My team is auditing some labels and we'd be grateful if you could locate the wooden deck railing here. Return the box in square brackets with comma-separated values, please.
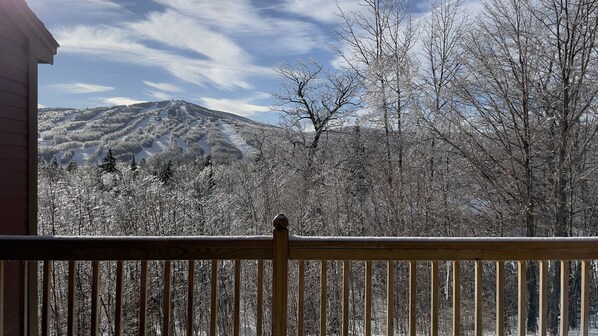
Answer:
[1, 214, 598, 335]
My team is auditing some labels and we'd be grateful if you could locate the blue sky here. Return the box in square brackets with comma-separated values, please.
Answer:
[27, 0, 476, 124]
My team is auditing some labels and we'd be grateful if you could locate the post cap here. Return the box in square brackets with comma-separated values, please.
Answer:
[272, 213, 289, 229]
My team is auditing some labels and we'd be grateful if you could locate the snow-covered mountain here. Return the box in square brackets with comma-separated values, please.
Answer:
[38, 100, 273, 165]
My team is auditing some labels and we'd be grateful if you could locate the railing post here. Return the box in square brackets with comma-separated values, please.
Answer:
[272, 214, 289, 336]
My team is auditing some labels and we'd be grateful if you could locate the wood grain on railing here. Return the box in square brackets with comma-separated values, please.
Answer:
[163, 260, 172, 336]
[234, 260, 241, 336]
[187, 259, 195, 336]
[0, 260, 3, 336]
[139, 260, 148, 336]
[364, 261, 372, 336]
[453, 261, 460, 336]
[67, 261, 76, 336]
[342, 260, 350, 336]
[561, 260, 569, 336]
[210, 260, 217, 336]
[518, 261, 526, 336]
[431, 261, 438, 336]
[496, 261, 504, 336]
[0, 236, 272, 260]
[257, 260, 264, 336]
[115, 260, 124, 336]
[288, 237, 598, 260]
[41, 260, 50, 336]
[320, 260, 327, 336]
[475, 261, 482, 336]
[91, 261, 100, 336]
[409, 260, 416, 336]
[539, 260, 548, 336]
[272, 214, 289, 336]
[387, 261, 394, 336]
[297, 260, 304, 336]
[582, 260, 590, 336]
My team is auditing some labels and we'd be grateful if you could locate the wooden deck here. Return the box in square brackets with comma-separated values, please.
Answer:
[1, 214, 598, 335]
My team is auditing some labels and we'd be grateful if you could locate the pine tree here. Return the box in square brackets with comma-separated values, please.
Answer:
[99, 149, 117, 174]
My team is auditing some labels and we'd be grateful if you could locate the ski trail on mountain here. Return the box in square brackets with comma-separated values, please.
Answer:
[217, 122, 258, 157]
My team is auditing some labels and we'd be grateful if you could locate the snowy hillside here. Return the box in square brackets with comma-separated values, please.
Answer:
[38, 100, 270, 165]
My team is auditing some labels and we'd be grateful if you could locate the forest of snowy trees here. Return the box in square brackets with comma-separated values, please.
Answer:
[37, 0, 598, 334]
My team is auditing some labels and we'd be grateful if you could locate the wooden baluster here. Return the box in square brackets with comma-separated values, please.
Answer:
[365, 261, 372, 336]
[321, 260, 327, 336]
[539, 260, 548, 336]
[115, 260, 124, 336]
[496, 261, 504, 336]
[518, 261, 526, 336]
[561, 260, 569, 336]
[91, 261, 100, 336]
[0, 260, 4, 336]
[163, 260, 172, 336]
[409, 261, 416, 336]
[342, 261, 350, 336]
[139, 260, 148, 336]
[234, 260, 241, 336]
[474, 261, 482, 336]
[187, 260, 195, 336]
[388, 261, 395, 336]
[210, 260, 218, 336]
[453, 261, 460, 336]
[257, 260, 264, 336]
[298, 260, 305, 336]
[67, 261, 77, 336]
[41, 261, 51, 336]
[431, 261, 438, 336]
[581, 260, 590, 336]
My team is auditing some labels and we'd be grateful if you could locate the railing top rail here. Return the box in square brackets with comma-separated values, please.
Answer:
[289, 236, 598, 261]
[2, 234, 598, 261]
[0, 235, 273, 261]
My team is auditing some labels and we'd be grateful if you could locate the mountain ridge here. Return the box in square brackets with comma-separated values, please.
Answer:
[38, 100, 274, 165]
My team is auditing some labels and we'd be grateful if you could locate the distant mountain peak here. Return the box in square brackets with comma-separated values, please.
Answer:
[38, 100, 272, 165]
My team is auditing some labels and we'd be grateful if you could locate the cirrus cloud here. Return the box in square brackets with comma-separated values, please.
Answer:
[49, 82, 115, 94]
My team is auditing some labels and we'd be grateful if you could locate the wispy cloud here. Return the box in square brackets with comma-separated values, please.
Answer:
[101, 97, 145, 106]
[143, 81, 183, 93]
[281, 0, 361, 23]
[199, 94, 271, 117]
[27, 0, 126, 18]
[146, 90, 172, 101]
[49, 82, 115, 94]
[153, 0, 328, 55]
[130, 10, 252, 63]
[56, 25, 271, 90]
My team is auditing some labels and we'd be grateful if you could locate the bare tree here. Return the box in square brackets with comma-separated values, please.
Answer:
[273, 59, 360, 167]
[332, 0, 417, 234]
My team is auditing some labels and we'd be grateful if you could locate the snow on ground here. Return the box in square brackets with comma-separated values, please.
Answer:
[217, 122, 258, 157]
[136, 133, 170, 161]
[69, 145, 98, 165]
[198, 134, 210, 155]
[176, 136, 188, 152]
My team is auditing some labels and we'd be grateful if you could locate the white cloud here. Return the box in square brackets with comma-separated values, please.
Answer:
[130, 10, 251, 64]
[49, 82, 115, 94]
[56, 25, 271, 90]
[143, 81, 183, 93]
[38, 103, 46, 108]
[146, 90, 171, 101]
[153, 0, 328, 55]
[199, 95, 271, 117]
[281, 0, 361, 23]
[101, 97, 145, 106]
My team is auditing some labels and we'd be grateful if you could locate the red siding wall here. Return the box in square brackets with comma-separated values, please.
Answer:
[0, 17, 30, 336]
